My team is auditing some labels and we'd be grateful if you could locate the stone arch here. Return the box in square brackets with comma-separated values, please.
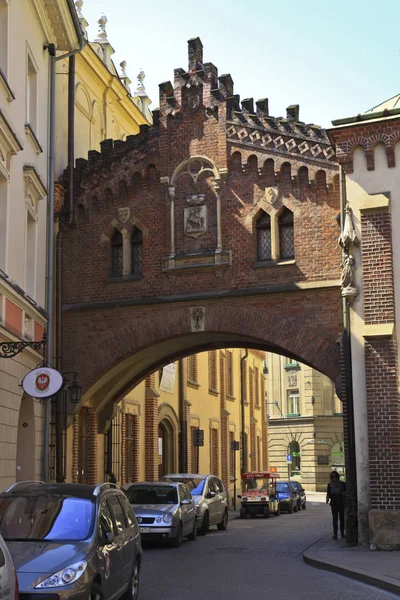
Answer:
[230, 151, 242, 172]
[247, 154, 258, 174]
[316, 169, 327, 187]
[263, 158, 275, 184]
[353, 146, 368, 172]
[297, 166, 309, 186]
[171, 155, 220, 186]
[158, 408, 178, 477]
[118, 179, 128, 198]
[280, 162, 292, 183]
[373, 142, 388, 170]
[75, 82, 91, 116]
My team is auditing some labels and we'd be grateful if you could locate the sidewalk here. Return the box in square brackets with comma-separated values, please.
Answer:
[303, 535, 400, 595]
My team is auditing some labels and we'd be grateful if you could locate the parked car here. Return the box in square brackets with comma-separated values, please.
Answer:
[0, 481, 142, 600]
[125, 481, 197, 547]
[0, 532, 18, 600]
[275, 480, 299, 513]
[161, 474, 228, 535]
[238, 471, 280, 519]
[290, 481, 306, 510]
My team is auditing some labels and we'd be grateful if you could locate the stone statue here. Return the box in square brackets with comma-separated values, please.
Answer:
[341, 253, 358, 298]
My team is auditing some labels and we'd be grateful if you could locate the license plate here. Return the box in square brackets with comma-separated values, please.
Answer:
[139, 527, 151, 534]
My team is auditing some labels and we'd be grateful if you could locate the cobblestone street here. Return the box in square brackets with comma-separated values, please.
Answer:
[140, 502, 398, 600]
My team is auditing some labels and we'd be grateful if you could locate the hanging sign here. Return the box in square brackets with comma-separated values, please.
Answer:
[22, 367, 63, 398]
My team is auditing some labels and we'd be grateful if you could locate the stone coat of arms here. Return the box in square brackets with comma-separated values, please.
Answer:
[118, 207, 130, 224]
[184, 194, 207, 238]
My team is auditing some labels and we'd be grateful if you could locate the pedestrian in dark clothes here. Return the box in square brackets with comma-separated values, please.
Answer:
[326, 470, 346, 540]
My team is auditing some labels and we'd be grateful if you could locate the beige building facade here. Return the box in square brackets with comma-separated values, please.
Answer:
[64, 349, 267, 507]
[0, 0, 81, 492]
[265, 353, 344, 492]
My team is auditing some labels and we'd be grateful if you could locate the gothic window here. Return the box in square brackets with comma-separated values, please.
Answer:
[209, 351, 218, 391]
[131, 228, 143, 276]
[279, 208, 294, 260]
[111, 230, 123, 277]
[256, 212, 271, 261]
[288, 440, 301, 476]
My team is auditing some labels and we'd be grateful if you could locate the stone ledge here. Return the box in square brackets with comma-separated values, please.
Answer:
[364, 323, 394, 338]
[359, 193, 390, 213]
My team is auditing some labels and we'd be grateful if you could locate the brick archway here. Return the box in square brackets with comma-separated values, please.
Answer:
[63, 299, 341, 409]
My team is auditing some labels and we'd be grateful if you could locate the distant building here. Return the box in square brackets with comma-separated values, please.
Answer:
[265, 354, 344, 492]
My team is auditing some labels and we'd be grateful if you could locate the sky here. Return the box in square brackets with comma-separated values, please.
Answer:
[78, 0, 399, 128]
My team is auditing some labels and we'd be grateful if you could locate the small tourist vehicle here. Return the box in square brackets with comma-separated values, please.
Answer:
[238, 470, 280, 519]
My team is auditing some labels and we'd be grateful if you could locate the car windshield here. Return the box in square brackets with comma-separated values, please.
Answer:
[243, 478, 270, 492]
[0, 495, 95, 541]
[127, 486, 178, 505]
[165, 478, 205, 495]
[276, 483, 290, 493]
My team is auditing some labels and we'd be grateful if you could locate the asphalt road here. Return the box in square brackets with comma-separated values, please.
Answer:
[139, 501, 398, 600]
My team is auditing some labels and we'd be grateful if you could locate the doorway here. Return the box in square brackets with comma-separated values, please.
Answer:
[16, 395, 35, 481]
[158, 419, 175, 478]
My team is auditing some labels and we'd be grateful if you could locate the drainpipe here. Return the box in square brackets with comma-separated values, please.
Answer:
[240, 349, 248, 474]
[340, 164, 358, 546]
[178, 359, 187, 472]
[43, 7, 85, 483]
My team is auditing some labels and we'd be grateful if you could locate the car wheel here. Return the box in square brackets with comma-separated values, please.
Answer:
[274, 505, 280, 517]
[262, 506, 270, 519]
[294, 502, 298, 513]
[171, 523, 183, 547]
[198, 511, 209, 535]
[302, 502, 306, 510]
[288, 502, 293, 514]
[122, 561, 140, 600]
[89, 583, 105, 600]
[188, 520, 197, 541]
[239, 507, 247, 519]
[217, 509, 228, 531]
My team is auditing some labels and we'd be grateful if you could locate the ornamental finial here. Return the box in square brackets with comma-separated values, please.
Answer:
[75, 0, 83, 17]
[95, 13, 108, 42]
[136, 68, 146, 94]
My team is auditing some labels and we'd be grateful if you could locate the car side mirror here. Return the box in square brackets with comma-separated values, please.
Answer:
[181, 498, 192, 505]
[206, 491, 216, 499]
[104, 531, 114, 544]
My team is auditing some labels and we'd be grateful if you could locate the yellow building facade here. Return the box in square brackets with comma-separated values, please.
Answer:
[65, 349, 267, 507]
[265, 353, 344, 492]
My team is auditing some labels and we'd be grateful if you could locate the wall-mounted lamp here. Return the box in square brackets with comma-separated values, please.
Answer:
[311, 396, 315, 405]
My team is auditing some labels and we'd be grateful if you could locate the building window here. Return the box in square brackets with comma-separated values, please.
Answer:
[25, 211, 36, 298]
[255, 367, 260, 407]
[111, 230, 123, 277]
[125, 414, 139, 483]
[187, 354, 198, 383]
[288, 440, 301, 476]
[131, 228, 143, 276]
[256, 211, 271, 261]
[287, 390, 300, 416]
[284, 356, 299, 370]
[279, 208, 294, 260]
[78, 407, 89, 483]
[208, 351, 218, 391]
[104, 412, 121, 483]
[210, 428, 219, 477]
[0, 0, 8, 77]
[27, 54, 37, 132]
[226, 351, 234, 397]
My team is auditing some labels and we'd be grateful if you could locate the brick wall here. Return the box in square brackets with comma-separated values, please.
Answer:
[145, 374, 159, 480]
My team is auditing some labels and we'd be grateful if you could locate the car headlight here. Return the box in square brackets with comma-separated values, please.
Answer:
[36, 561, 87, 588]
[163, 513, 173, 524]
[155, 516, 162, 523]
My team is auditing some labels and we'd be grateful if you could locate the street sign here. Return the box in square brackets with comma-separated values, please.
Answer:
[286, 453, 292, 463]
[231, 440, 240, 451]
[193, 429, 204, 447]
[22, 367, 63, 398]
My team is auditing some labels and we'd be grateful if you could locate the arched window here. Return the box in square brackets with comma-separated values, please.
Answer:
[131, 228, 143, 276]
[279, 208, 294, 260]
[256, 212, 271, 261]
[111, 230, 123, 277]
[288, 440, 301, 476]
[118, 180, 128, 198]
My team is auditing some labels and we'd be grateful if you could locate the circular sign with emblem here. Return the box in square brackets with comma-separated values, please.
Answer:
[22, 367, 63, 398]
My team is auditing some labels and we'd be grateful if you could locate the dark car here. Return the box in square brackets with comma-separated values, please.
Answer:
[0, 481, 142, 600]
[275, 481, 299, 513]
[290, 481, 306, 510]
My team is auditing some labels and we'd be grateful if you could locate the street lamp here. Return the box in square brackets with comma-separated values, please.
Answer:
[63, 372, 82, 405]
[54, 372, 82, 483]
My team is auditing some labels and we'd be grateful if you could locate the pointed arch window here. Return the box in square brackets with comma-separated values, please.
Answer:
[279, 208, 294, 260]
[256, 211, 271, 261]
[111, 230, 123, 277]
[131, 228, 143, 276]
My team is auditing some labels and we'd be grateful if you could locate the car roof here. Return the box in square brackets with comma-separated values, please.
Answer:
[162, 474, 209, 479]
[127, 481, 182, 488]
[0, 483, 97, 499]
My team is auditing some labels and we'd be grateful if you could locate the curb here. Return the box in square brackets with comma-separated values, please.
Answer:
[303, 552, 400, 596]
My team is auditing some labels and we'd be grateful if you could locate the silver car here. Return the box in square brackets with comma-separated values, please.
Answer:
[0, 533, 18, 600]
[0, 481, 142, 600]
[162, 474, 228, 535]
[125, 482, 197, 547]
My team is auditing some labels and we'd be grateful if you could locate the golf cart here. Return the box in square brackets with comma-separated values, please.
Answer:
[238, 470, 280, 519]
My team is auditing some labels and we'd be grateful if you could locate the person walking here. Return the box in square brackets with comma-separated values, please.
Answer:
[326, 471, 345, 540]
